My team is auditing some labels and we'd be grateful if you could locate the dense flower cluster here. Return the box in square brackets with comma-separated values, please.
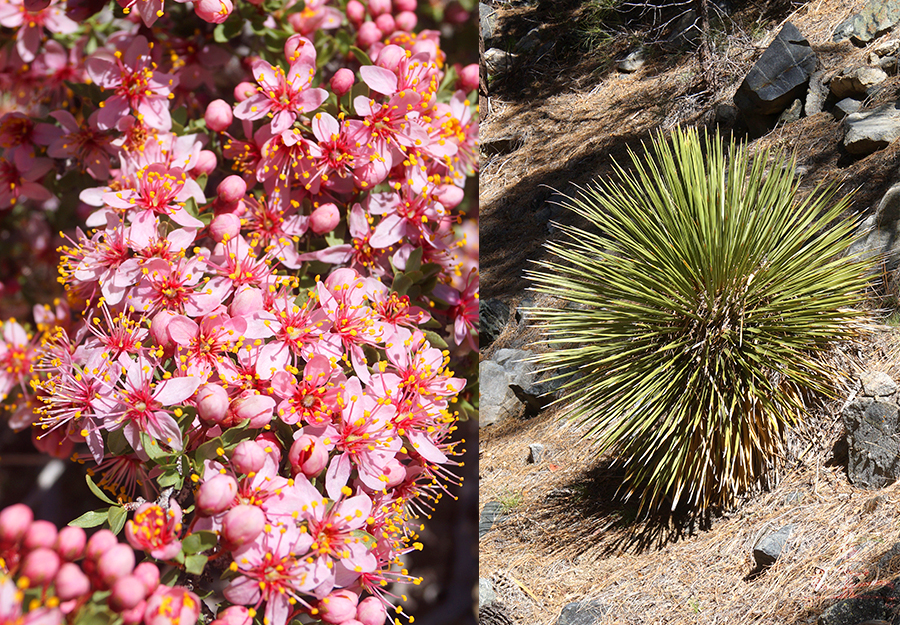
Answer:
[0, 0, 477, 623]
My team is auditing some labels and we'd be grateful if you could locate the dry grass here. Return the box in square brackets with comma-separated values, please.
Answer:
[480, 0, 900, 622]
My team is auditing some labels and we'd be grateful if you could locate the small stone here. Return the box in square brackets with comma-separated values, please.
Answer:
[843, 102, 900, 155]
[480, 299, 510, 347]
[617, 49, 645, 73]
[861, 371, 897, 397]
[556, 599, 609, 625]
[527, 444, 545, 464]
[484, 48, 516, 75]
[831, 66, 888, 99]
[874, 38, 900, 57]
[777, 98, 803, 124]
[479, 501, 505, 538]
[834, 97, 862, 120]
[753, 524, 795, 567]
[478, 578, 496, 607]
[516, 27, 541, 53]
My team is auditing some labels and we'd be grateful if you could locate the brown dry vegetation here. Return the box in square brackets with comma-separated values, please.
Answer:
[479, 0, 900, 623]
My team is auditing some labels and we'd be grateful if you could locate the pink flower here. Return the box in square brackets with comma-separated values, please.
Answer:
[166, 311, 246, 382]
[104, 353, 202, 458]
[0, 576, 62, 625]
[125, 500, 183, 561]
[36, 110, 114, 180]
[0, 0, 76, 62]
[143, 586, 200, 625]
[271, 354, 343, 425]
[233, 41, 328, 134]
[129, 256, 224, 317]
[85, 35, 179, 131]
[0, 156, 53, 207]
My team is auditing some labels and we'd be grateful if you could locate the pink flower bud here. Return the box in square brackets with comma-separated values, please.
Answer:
[318, 589, 359, 624]
[310, 203, 340, 234]
[56, 525, 86, 561]
[395, 10, 416, 31]
[330, 68, 355, 97]
[86, 529, 118, 562]
[122, 601, 147, 625]
[196, 474, 238, 516]
[255, 432, 282, 465]
[381, 458, 406, 489]
[54, 562, 91, 601]
[21, 547, 60, 587]
[357, 22, 383, 49]
[217, 175, 246, 204]
[393, 0, 414, 10]
[435, 184, 464, 209]
[150, 310, 178, 350]
[97, 544, 136, 588]
[289, 435, 328, 478]
[367, 0, 390, 16]
[376, 45, 405, 71]
[221, 505, 264, 548]
[444, 0, 468, 23]
[356, 597, 387, 625]
[193, 0, 233, 23]
[231, 440, 267, 475]
[205, 99, 233, 133]
[234, 82, 257, 102]
[229, 286, 263, 317]
[374, 13, 395, 35]
[214, 606, 252, 625]
[210, 212, 241, 243]
[193, 150, 217, 177]
[110, 575, 148, 612]
[133, 562, 160, 595]
[227, 392, 275, 428]
[23, 519, 57, 552]
[459, 63, 479, 93]
[195, 383, 230, 425]
[0, 504, 32, 546]
[346, 0, 365, 25]
[411, 39, 438, 61]
[144, 587, 200, 625]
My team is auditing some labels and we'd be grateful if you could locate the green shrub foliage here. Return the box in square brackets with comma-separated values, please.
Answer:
[527, 127, 873, 514]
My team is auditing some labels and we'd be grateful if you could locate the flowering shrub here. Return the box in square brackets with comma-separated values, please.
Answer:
[0, 0, 478, 623]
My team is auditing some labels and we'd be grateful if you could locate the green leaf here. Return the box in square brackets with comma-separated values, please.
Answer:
[140, 432, 169, 461]
[156, 466, 183, 490]
[184, 554, 208, 576]
[69, 509, 108, 529]
[108, 506, 127, 535]
[422, 330, 448, 349]
[182, 530, 218, 555]
[86, 474, 117, 506]
[349, 46, 372, 67]
[391, 273, 413, 296]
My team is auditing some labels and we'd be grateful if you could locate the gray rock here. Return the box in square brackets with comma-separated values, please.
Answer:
[715, 103, 739, 125]
[734, 23, 817, 119]
[667, 10, 700, 46]
[617, 49, 645, 73]
[479, 501, 505, 538]
[843, 395, 900, 488]
[849, 183, 900, 270]
[480, 298, 510, 346]
[527, 443, 545, 464]
[479, 360, 519, 427]
[556, 599, 609, 625]
[861, 371, 897, 396]
[480, 2, 497, 44]
[877, 542, 900, 572]
[753, 524, 795, 567]
[805, 70, 829, 116]
[484, 48, 516, 75]
[516, 27, 541, 53]
[777, 98, 803, 124]
[833, 0, 900, 44]
[514, 296, 536, 326]
[833, 97, 862, 120]
[879, 55, 900, 74]
[843, 102, 900, 154]
[494, 349, 537, 386]
[831, 66, 888, 99]
[479, 577, 496, 607]
[817, 594, 892, 625]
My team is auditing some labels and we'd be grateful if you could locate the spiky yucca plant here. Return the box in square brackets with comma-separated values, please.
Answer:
[527, 127, 874, 514]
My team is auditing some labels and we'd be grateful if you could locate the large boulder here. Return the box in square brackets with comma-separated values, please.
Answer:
[834, 0, 900, 44]
[843, 102, 900, 154]
[734, 22, 816, 130]
[843, 372, 900, 489]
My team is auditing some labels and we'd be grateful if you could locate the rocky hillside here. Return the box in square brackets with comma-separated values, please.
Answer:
[480, 1, 900, 623]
